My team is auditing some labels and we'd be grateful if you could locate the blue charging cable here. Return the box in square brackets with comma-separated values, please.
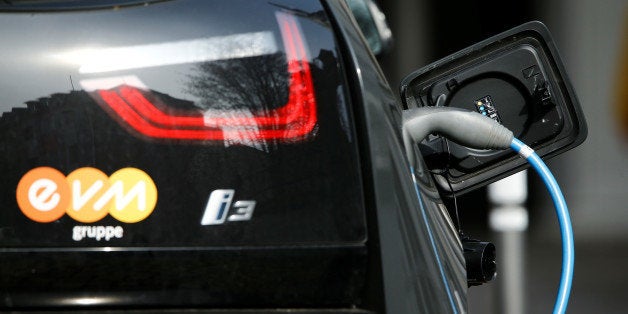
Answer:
[403, 108, 574, 313]
[511, 138, 574, 314]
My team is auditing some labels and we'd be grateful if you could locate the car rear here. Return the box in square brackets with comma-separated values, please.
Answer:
[0, 0, 369, 310]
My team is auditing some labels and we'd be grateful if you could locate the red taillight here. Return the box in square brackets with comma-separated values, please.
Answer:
[96, 12, 316, 142]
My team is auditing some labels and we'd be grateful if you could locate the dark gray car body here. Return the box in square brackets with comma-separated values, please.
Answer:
[0, 1, 467, 313]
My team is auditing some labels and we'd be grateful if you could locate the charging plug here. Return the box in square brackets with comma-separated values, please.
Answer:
[402, 107, 513, 167]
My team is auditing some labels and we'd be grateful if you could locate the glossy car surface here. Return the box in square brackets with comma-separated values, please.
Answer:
[0, 1, 465, 313]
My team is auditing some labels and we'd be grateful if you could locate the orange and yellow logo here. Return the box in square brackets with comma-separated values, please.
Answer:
[16, 167, 157, 223]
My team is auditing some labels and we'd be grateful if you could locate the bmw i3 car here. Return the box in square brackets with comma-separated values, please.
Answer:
[0, 1, 586, 313]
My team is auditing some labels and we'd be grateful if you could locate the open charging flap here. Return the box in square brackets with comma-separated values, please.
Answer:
[400, 21, 587, 196]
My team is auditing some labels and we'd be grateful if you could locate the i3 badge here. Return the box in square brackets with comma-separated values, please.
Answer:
[200, 189, 256, 225]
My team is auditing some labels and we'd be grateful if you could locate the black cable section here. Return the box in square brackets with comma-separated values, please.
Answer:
[444, 138, 462, 235]
[427, 138, 463, 235]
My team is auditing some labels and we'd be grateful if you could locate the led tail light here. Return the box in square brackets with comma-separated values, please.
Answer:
[96, 12, 316, 142]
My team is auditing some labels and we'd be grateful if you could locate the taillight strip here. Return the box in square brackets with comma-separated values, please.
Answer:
[95, 12, 316, 141]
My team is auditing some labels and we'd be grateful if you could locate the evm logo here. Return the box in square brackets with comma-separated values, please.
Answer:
[16, 167, 157, 223]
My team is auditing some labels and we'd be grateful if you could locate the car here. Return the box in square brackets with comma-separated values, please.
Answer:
[0, 1, 586, 313]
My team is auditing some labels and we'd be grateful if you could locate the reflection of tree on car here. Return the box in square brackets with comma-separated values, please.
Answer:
[186, 52, 289, 112]
[185, 49, 341, 112]
[185, 49, 347, 145]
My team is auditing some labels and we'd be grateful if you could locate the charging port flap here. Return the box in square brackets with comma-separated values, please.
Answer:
[400, 21, 587, 195]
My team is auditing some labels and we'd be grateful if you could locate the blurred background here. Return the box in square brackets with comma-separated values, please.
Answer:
[376, 0, 628, 313]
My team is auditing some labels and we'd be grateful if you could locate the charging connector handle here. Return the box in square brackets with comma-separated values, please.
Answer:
[402, 107, 513, 166]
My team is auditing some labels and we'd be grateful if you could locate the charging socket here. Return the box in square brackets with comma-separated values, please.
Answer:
[400, 21, 587, 195]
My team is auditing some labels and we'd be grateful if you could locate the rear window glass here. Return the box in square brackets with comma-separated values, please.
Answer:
[0, 0, 365, 248]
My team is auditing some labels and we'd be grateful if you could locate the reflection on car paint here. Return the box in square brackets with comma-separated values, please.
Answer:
[53, 31, 278, 74]
[84, 12, 317, 147]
